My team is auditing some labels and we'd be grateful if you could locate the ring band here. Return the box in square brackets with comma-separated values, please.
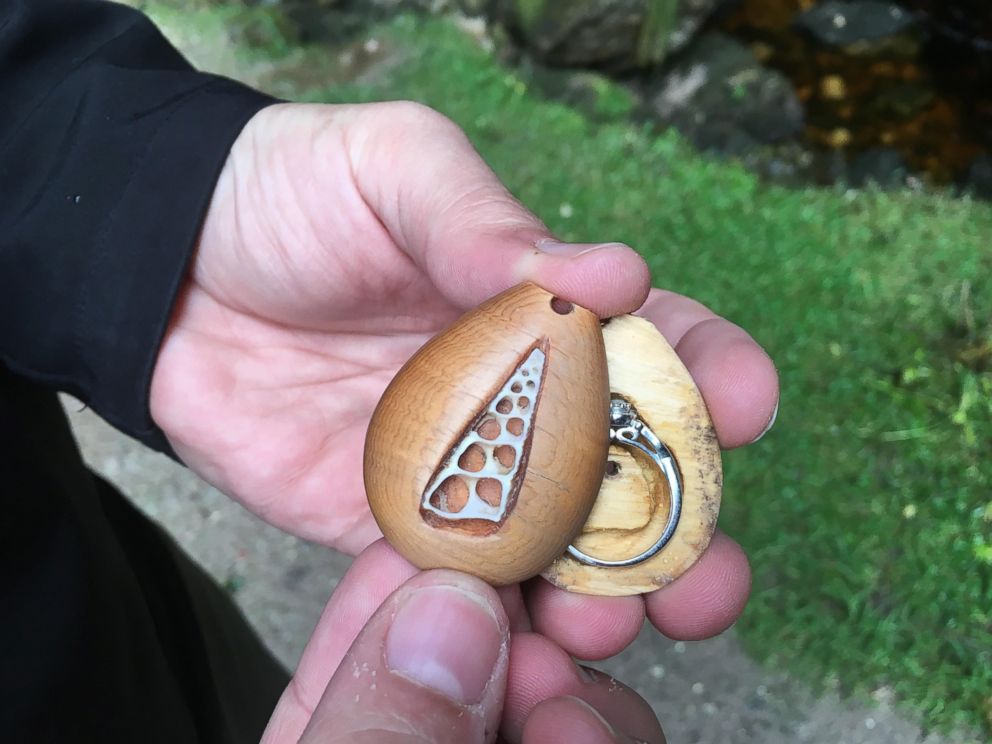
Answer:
[565, 399, 683, 568]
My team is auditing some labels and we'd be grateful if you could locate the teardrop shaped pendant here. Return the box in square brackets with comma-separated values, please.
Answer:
[364, 283, 722, 594]
[364, 283, 610, 586]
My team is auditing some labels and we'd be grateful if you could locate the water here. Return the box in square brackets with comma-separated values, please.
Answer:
[716, 0, 992, 184]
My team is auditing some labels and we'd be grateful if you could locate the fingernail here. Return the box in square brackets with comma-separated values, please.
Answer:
[751, 399, 779, 443]
[577, 663, 600, 683]
[386, 585, 502, 705]
[565, 697, 621, 741]
[537, 238, 626, 257]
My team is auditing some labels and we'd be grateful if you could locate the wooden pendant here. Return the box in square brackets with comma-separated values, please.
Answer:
[542, 315, 722, 596]
[364, 283, 610, 586]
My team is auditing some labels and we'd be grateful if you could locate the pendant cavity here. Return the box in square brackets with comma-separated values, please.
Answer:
[542, 314, 722, 596]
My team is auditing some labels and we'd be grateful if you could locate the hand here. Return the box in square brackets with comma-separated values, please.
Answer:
[263, 540, 666, 743]
[150, 101, 779, 735]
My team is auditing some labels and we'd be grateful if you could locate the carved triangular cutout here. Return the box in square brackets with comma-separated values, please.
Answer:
[421, 342, 547, 531]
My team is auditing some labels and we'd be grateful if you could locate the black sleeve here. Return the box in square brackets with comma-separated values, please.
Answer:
[0, 0, 276, 452]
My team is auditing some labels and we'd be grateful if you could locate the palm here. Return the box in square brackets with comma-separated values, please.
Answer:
[151, 105, 478, 552]
[153, 289, 441, 554]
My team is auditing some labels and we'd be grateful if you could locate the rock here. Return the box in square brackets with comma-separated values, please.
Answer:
[524, 64, 640, 122]
[505, 0, 724, 71]
[647, 32, 804, 149]
[820, 149, 851, 185]
[455, 0, 494, 14]
[795, 1, 920, 57]
[847, 147, 910, 187]
[279, 0, 455, 44]
[963, 154, 992, 200]
[281, 3, 370, 45]
[226, 7, 300, 51]
[868, 81, 934, 118]
[365, 0, 454, 11]
[753, 142, 817, 187]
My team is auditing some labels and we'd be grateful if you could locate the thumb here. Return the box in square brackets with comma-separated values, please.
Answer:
[299, 570, 509, 744]
[344, 101, 652, 317]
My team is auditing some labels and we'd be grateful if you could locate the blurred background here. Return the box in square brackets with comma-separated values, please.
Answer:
[78, 1, 991, 741]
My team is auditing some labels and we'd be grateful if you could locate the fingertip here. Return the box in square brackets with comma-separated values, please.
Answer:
[287, 539, 420, 706]
[675, 319, 779, 449]
[504, 634, 666, 744]
[498, 583, 534, 633]
[348, 538, 420, 594]
[522, 697, 618, 744]
[527, 579, 645, 660]
[383, 574, 508, 705]
[645, 531, 751, 640]
[299, 567, 511, 743]
[503, 632, 585, 739]
[410, 568, 511, 634]
[522, 243, 652, 318]
[635, 289, 718, 346]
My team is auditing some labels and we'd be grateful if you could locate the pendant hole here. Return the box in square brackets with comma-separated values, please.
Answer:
[550, 297, 574, 315]
[605, 460, 622, 478]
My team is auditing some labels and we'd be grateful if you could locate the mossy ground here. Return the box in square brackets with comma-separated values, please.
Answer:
[136, 3, 992, 736]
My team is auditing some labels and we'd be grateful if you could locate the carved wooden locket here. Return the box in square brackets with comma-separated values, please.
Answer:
[364, 283, 721, 594]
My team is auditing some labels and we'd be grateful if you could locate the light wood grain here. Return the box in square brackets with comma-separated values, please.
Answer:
[580, 446, 661, 541]
[364, 283, 610, 586]
[543, 314, 722, 596]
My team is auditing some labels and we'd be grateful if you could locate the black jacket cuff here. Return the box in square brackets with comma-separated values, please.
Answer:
[0, 0, 277, 454]
[85, 81, 276, 453]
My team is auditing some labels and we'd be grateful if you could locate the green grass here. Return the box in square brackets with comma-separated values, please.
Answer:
[147, 5, 992, 736]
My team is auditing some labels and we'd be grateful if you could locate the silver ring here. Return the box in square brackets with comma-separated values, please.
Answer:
[566, 398, 683, 568]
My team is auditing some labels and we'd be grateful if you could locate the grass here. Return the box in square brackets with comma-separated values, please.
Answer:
[143, 4, 992, 736]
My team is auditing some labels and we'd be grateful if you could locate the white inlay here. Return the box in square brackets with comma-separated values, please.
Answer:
[422, 347, 545, 522]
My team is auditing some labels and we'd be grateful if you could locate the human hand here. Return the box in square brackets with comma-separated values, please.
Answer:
[263, 540, 666, 743]
[150, 100, 778, 683]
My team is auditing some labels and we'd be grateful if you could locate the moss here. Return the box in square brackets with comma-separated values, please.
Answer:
[513, 0, 548, 36]
[637, 0, 679, 65]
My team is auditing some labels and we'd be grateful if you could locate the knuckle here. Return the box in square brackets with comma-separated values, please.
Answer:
[380, 101, 459, 136]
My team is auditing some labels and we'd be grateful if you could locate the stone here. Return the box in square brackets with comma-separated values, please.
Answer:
[795, 1, 920, 57]
[226, 7, 301, 51]
[506, 0, 725, 71]
[280, 0, 452, 44]
[868, 81, 934, 119]
[828, 127, 852, 149]
[280, 2, 373, 44]
[847, 147, 910, 187]
[820, 74, 847, 100]
[647, 32, 804, 149]
[963, 154, 992, 200]
[524, 64, 640, 122]
[455, 0, 493, 14]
